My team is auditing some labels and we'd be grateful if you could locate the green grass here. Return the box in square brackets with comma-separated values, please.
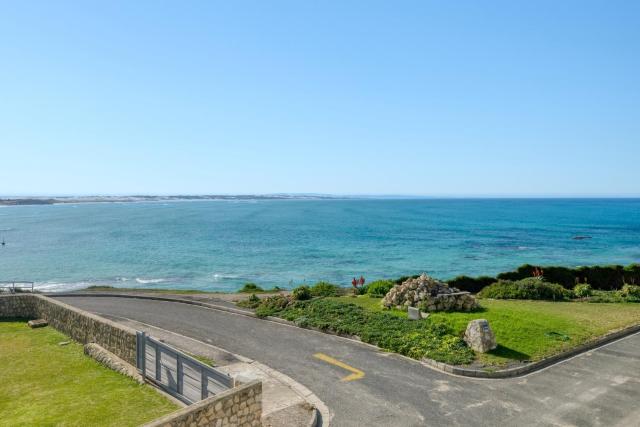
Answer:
[186, 352, 216, 367]
[0, 320, 179, 426]
[326, 296, 640, 366]
[326, 295, 407, 317]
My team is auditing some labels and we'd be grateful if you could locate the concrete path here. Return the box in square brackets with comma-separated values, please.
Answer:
[56, 296, 640, 427]
[94, 313, 319, 426]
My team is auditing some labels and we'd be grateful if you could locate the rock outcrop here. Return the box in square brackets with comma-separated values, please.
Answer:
[382, 273, 479, 312]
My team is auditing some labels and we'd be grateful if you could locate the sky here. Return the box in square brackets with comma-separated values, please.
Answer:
[1, 1, 639, 197]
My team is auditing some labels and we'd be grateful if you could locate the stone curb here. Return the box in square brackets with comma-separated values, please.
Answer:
[50, 292, 640, 380]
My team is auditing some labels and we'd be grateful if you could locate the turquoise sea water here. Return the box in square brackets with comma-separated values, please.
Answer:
[1, 199, 639, 292]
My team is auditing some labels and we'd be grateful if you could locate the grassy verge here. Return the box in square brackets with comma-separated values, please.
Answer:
[0, 320, 178, 426]
[327, 296, 640, 365]
[253, 297, 475, 364]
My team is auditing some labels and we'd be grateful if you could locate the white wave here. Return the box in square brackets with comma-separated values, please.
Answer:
[33, 281, 95, 292]
[135, 277, 166, 284]
[211, 273, 240, 281]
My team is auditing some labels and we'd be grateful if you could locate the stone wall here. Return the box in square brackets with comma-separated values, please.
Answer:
[0, 294, 138, 365]
[0, 294, 39, 318]
[143, 380, 262, 427]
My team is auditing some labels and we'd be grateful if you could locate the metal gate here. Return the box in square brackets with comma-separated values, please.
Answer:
[136, 332, 234, 404]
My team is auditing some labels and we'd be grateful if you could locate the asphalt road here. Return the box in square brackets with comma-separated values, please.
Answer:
[56, 296, 640, 427]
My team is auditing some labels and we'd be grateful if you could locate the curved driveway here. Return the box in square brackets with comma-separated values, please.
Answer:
[56, 296, 640, 427]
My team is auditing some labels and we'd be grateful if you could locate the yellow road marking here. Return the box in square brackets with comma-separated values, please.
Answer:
[313, 353, 365, 382]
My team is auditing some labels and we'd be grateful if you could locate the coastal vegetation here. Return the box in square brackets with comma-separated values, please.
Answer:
[477, 278, 571, 301]
[255, 297, 474, 365]
[449, 263, 640, 293]
[306, 296, 640, 366]
[0, 320, 178, 426]
[238, 283, 283, 293]
[238, 268, 640, 366]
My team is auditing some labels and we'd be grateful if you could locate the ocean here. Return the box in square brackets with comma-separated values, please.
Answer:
[1, 199, 639, 292]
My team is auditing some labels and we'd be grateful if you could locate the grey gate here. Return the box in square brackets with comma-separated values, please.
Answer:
[136, 332, 234, 404]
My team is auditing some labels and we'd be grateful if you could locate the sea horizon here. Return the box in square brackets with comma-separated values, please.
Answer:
[1, 198, 639, 293]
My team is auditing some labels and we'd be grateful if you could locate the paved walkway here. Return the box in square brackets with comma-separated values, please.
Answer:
[56, 296, 640, 427]
[95, 313, 319, 426]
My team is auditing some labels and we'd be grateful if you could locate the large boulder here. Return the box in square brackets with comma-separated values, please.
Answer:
[463, 319, 497, 353]
[382, 273, 479, 312]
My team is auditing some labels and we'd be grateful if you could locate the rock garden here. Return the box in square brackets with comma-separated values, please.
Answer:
[382, 273, 479, 312]
[227, 264, 640, 368]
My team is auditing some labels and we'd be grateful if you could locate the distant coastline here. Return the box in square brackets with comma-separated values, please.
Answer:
[3, 195, 640, 206]
[0, 194, 346, 206]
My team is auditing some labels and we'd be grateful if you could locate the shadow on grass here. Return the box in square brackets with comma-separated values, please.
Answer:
[487, 344, 531, 361]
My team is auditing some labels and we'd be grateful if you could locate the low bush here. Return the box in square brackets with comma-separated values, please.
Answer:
[478, 278, 571, 301]
[239, 283, 264, 293]
[356, 284, 368, 295]
[255, 295, 293, 317]
[587, 289, 640, 303]
[620, 284, 640, 299]
[292, 285, 312, 301]
[587, 290, 628, 303]
[495, 263, 640, 291]
[573, 283, 593, 298]
[366, 280, 395, 297]
[310, 282, 340, 297]
[446, 275, 496, 293]
[236, 293, 261, 309]
[258, 299, 474, 364]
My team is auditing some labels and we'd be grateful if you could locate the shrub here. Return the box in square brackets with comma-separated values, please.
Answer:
[495, 263, 640, 291]
[237, 293, 261, 309]
[310, 282, 340, 297]
[356, 284, 368, 295]
[292, 285, 312, 301]
[366, 280, 395, 297]
[620, 284, 640, 299]
[239, 283, 264, 293]
[573, 283, 593, 298]
[478, 278, 570, 301]
[446, 275, 496, 293]
[587, 290, 627, 303]
[263, 299, 474, 364]
[255, 295, 292, 317]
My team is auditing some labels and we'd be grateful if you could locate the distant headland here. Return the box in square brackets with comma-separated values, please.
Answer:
[0, 194, 345, 206]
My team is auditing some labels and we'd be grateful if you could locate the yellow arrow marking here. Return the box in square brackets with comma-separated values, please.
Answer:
[313, 353, 365, 382]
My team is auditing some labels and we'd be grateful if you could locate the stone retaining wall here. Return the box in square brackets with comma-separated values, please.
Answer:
[0, 294, 38, 318]
[0, 294, 138, 365]
[143, 380, 262, 427]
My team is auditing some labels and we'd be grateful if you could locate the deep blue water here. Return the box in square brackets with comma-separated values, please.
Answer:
[1, 199, 639, 292]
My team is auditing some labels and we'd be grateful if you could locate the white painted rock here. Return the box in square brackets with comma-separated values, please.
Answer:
[464, 319, 497, 353]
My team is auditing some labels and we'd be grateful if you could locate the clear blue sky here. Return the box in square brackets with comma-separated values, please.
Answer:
[1, 1, 638, 196]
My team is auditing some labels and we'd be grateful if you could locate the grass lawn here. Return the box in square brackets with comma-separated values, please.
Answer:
[0, 320, 179, 426]
[327, 296, 640, 366]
